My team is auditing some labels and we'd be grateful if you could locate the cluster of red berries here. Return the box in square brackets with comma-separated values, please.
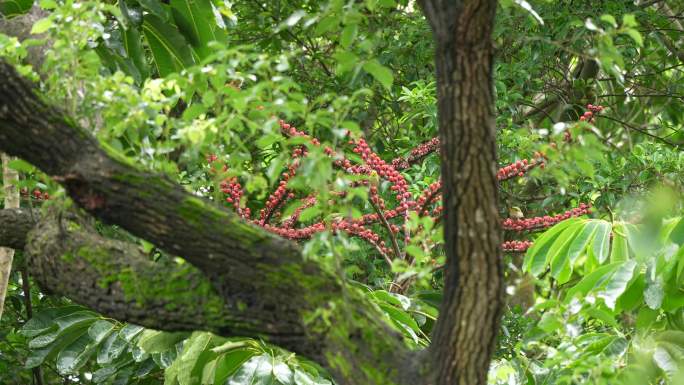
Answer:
[502, 203, 592, 231]
[333, 221, 391, 256]
[497, 155, 545, 181]
[220, 178, 250, 218]
[278, 119, 320, 145]
[259, 169, 297, 225]
[207, 114, 598, 262]
[502, 240, 533, 252]
[415, 181, 442, 216]
[281, 194, 317, 228]
[20, 188, 49, 201]
[352, 138, 409, 205]
[392, 137, 441, 170]
[369, 185, 386, 210]
[579, 104, 604, 123]
[264, 221, 325, 240]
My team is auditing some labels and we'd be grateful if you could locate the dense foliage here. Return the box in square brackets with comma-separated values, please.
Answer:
[1, 0, 683, 384]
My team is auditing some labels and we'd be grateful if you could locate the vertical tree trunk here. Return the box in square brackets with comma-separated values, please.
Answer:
[0, 153, 20, 319]
[419, 1, 503, 385]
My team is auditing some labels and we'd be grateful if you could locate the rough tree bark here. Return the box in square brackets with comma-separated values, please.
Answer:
[419, 1, 503, 385]
[0, 153, 20, 319]
[0, 1, 503, 384]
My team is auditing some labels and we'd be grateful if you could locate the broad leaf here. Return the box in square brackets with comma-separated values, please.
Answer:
[598, 260, 637, 310]
[142, 14, 195, 77]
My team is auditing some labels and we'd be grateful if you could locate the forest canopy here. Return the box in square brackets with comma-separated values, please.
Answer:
[0, 1, 684, 385]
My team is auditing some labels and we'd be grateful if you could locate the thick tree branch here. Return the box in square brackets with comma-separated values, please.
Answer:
[23, 209, 239, 332]
[0, 208, 36, 250]
[0, 60, 414, 385]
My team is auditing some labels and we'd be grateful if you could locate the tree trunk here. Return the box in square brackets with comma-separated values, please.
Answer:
[419, 1, 504, 385]
[0, 153, 20, 319]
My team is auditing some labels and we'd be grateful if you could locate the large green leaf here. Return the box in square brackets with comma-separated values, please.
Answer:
[142, 13, 195, 77]
[138, 330, 188, 353]
[169, 0, 226, 59]
[670, 217, 684, 246]
[590, 220, 612, 264]
[89, 320, 116, 344]
[177, 332, 215, 385]
[98, 332, 129, 365]
[137, 0, 170, 20]
[56, 333, 98, 374]
[524, 218, 582, 276]
[0, 0, 33, 17]
[362, 59, 394, 90]
[598, 260, 637, 310]
[563, 262, 622, 303]
[293, 369, 333, 385]
[227, 354, 294, 385]
[556, 221, 599, 283]
[212, 349, 257, 384]
[610, 222, 630, 262]
[548, 220, 586, 282]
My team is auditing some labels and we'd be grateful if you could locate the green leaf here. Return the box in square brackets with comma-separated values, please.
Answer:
[24, 346, 52, 369]
[670, 218, 684, 245]
[28, 329, 61, 349]
[213, 349, 256, 384]
[636, 307, 658, 329]
[616, 274, 645, 312]
[598, 260, 637, 310]
[600, 14, 617, 27]
[294, 369, 332, 385]
[56, 333, 98, 374]
[339, 23, 358, 48]
[377, 303, 420, 335]
[538, 312, 563, 333]
[97, 332, 128, 365]
[549, 221, 586, 281]
[170, 0, 225, 59]
[21, 308, 68, 337]
[623, 29, 643, 47]
[201, 357, 220, 384]
[88, 320, 115, 344]
[524, 218, 581, 275]
[138, 330, 188, 353]
[30, 17, 53, 34]
[120, 22, 149, 82]
[256, 133, 282, 149]
[138, 0, 170, 20]
[0, 0, 33, 17]
[622, 14, 638, 28]
[362, 59, 394, 90]
[177, 332, 214, 385]
[53, 311, 98, 332]
[119, 324, 144, 341]
[564, 263, 620, 303]
[226, 354, 290, 385]
[142, 14, 195, 77]
[584, 307, 619, 328]
[591, 221, 612, 263]
[611, 223, 630, 262]
[334, 51, 359, 75]
[298, 206, 321, 222]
